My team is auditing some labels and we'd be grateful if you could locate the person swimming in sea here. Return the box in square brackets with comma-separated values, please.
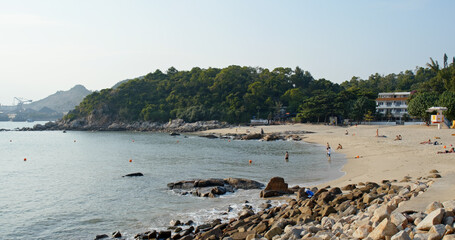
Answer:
[285, 151, 289, 161]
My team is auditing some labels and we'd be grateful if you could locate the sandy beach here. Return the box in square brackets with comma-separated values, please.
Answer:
[200, 123, 455, 211]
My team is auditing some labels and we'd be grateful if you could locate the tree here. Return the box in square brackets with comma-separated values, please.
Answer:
[426, 57, 440, 72]
[298, 90, 337, 123]
[407, 92, 439, 121]
[350, 96, 376, 122]
[437, 91, 455, 121]
[364, 110, 374, 123]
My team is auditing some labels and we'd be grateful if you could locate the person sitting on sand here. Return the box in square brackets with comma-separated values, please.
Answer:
[345, 130, 348, 135]
[420, 139, 432, 144]
[394, 135, 402, 141]
[337, 144, 342, 150]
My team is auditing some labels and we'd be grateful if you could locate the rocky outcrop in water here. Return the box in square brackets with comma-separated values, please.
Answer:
[168, 178, 265, 198]
[207, 131, 311, 142]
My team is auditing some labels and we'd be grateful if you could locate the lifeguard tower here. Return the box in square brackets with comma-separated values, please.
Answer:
[426, 107, 448, 129]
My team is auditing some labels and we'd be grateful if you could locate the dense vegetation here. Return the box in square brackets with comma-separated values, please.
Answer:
[66, 55, 455, 124]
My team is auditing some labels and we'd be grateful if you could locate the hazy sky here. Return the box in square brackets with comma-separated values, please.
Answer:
[0, 0, 454, 105]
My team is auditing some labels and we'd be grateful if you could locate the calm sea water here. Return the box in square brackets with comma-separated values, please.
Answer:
[0, 122, 345, 240]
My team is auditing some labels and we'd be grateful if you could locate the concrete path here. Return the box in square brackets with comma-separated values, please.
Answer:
[394, 172, 455, 213]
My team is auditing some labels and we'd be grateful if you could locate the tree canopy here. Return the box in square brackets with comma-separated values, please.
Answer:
[66, 54, 455, 124]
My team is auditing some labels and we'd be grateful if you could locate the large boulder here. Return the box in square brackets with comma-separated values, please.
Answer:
[241, 133, 263, 140]
[367, 218, 399, 240]
[416, 208, 445, 231]
[224, 178, 264, 189]
[425, 201, 444, 214]
[371, 205, 394, 223]
[353, 225, 373, 239]
[429, 224, 446, 240]
[265, 177, 289, 191]
[195, 179, 225, 188]
[260, 177, 293, 198]
[390, 212, 408, 229]
[262, 134, 281, 141]
[264, 226, 283, 240]
[260, 190, 283, 198]
[167, 180, 196, 190]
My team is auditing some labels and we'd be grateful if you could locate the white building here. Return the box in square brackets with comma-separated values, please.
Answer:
[376, 92, 411, 119]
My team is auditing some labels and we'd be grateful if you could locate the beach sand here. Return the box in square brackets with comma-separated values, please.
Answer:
[199, 124, 455, 211]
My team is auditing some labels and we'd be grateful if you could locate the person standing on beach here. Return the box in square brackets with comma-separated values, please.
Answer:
[285, 151, 289, 161]
[327, 147, 332, 160]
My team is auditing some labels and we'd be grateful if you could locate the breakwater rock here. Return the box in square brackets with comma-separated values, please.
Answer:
[168, 178, 265, 198]
[20, 119, 230, 132]
[97, 170, 455, 240]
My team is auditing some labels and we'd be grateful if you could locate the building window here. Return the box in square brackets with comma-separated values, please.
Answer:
[386, 102, 392, 106]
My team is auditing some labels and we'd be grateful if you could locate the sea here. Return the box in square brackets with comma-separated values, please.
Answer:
[0, 121, 346, 240]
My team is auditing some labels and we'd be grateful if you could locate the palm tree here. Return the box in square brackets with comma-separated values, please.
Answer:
[426, 57, 440, 72]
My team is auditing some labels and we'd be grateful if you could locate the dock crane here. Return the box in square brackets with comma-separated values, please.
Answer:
[14, 97, 33, 111]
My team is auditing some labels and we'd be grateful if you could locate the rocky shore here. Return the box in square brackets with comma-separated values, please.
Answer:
[19, 119, 230, 132]
[199, 131, 311, 141]
[95, 170, 455, 240]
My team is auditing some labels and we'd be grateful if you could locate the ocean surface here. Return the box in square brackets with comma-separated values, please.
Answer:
[0, 121, 345, 239]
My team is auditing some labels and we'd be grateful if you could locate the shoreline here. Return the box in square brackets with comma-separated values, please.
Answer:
[123, 123, 455, 239]
[198, 123, 455, 202]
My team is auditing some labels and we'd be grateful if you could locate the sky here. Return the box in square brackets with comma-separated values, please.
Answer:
[0, 0, 454, 105]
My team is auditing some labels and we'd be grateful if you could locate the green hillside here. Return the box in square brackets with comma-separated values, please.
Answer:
[66, 56, 455, 124]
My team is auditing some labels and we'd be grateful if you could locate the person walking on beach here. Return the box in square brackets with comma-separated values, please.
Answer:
[285, 151, 289, 161]
[327, 147, 331, 160]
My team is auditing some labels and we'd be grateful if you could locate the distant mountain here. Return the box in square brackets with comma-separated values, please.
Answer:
[25, 85, 92, 113]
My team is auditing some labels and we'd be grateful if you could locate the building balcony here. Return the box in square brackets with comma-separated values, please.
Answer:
[376, 105, 408, 109]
